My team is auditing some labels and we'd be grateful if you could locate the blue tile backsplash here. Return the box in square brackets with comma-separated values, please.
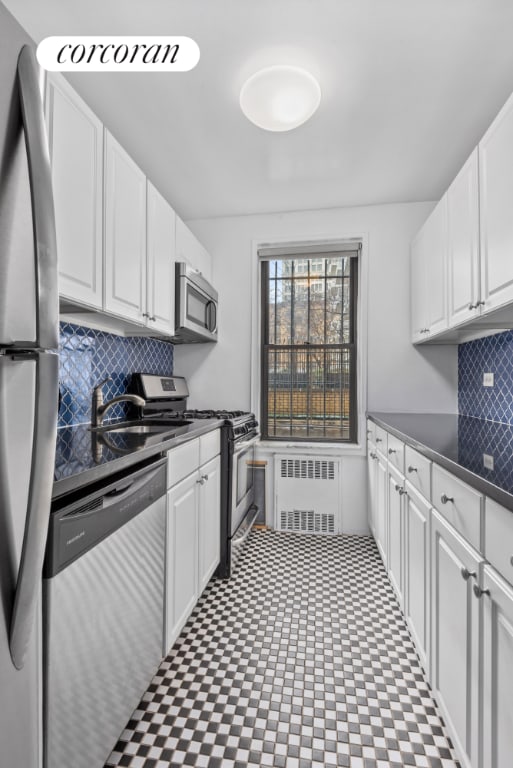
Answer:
[459, 329, 513, 424]
[58, 322, 173, 427]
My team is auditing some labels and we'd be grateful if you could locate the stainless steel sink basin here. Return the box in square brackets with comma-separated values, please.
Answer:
[91, 418, 192, 436]
[103, 424, 174, 435]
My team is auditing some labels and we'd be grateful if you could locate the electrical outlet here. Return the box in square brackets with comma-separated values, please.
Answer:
[483, 453, 494, 470]
[483, 372, 494, 387]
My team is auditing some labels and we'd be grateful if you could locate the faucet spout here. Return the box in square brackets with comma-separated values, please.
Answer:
[91, 378, 146, 427]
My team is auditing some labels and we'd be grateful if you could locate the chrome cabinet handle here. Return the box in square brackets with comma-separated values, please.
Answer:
[394, 483, 401, 491]
[376, 438, 382, 443]
[370, 452, 377, 460]
[461, 567, 477, 581]
[407, 466, 417, 473]
[468, 303, 477, 310]
[394, 484, 407, 496]
[388, 448, 396, 455]
[196, 477, 205, 485]
[473, 584, 490, 599]
[142, 312, 150, 318]
[510, 556, 513, 567]
[201, 474, 209, 481]
[440, 494, 454, 505]
[150, 316, 156, 322]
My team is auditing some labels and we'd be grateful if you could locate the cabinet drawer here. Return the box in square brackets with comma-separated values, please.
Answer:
[432, 465, 483, 550]
[485, 498, 513, 585]
[404, 446, 431, 501]
[374, 425, 387, 453]
[167, 438, 200, 488]
[199, 429, 220, 466]
[366, 419, 376, 444]
[387, 434, 405, 474]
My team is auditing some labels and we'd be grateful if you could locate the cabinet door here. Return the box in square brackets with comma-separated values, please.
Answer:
[104, 131, 147, 322]
[375, 453, 388, 566]
[482, 565, 513, 768]
[45, 75, 103, 308]
[147, 182, 176, 335]
[165, 474, 198, 653]
[175, 215, 212, 282]
[411, 227, 428, 342]
[404, 483, 430, 669]
[479, 93, 513, 313]
[387, 467, 404, 606]
[425, 196, 448, 337]
[367, 447, 378, 536]
[447, 149, 480, 328]
[430, 510, 481, 768]
[198, 456, 221, 593]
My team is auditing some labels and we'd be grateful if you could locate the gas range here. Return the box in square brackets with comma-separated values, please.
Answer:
[130, 373, 260, 579]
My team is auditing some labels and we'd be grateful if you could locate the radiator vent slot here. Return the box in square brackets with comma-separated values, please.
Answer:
[275, 455, 341, 534]
[280, 458, 335, 480]
[280, 509, 335, 534]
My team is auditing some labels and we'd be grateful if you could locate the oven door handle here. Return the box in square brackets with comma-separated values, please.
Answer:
[232, 506, 259, 548]
[233, 433, 260, 455]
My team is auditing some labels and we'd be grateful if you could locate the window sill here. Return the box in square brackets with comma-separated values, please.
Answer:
[257, 440, 365, 457]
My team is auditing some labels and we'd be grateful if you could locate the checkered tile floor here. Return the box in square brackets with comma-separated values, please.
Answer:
[105, 531, 461, 768]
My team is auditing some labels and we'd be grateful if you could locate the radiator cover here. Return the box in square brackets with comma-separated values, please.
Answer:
[275, 456, 341, 533]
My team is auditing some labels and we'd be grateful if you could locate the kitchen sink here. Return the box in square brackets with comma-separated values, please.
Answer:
[91, 418, 192, 436]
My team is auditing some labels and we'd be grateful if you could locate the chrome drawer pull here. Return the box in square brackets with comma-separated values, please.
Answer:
[461, 567, 476, 582]
[370, 452, 377, 460]
[473, 585, 490, 599]
[407, 466, 417, 473]
[388, 448, 396, 455]
[440, 494, 454, 505]
[376, 438, 382, 443]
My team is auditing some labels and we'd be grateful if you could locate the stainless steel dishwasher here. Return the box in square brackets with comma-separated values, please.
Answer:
[43, 457, 167, 768]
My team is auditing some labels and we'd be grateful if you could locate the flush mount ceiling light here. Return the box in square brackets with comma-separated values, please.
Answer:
[240, 65, 321, 132]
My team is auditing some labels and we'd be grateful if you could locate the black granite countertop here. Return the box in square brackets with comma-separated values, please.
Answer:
[53, 419, 223, 500]
[368, 412, 513, 513]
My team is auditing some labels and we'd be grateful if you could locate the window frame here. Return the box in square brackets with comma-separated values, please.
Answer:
[260, 252, 359, 444]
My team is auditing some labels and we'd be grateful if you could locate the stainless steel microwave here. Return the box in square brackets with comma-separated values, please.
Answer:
[172, 262, 218, 343]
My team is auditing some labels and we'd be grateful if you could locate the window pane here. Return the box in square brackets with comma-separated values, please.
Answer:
[262, 252, 357, 442]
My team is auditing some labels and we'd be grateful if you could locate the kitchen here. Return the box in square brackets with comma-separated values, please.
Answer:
[1, 1, 513, 768]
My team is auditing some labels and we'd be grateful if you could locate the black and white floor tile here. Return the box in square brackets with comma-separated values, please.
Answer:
[105, 531, 461, 768]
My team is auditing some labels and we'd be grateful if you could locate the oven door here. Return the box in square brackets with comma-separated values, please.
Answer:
[230, 434, 259, 537]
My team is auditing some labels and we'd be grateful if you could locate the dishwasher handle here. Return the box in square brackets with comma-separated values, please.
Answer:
[102, 466, 163, 508]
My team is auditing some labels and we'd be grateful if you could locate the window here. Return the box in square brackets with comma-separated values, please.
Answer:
[260, 246, 359, 442]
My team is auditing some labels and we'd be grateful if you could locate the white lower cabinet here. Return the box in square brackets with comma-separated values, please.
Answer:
[430, 510, 482, 768]
[481, 564, 513, 768]
[387, 465, 405, 606]
[403, 481, 430, 669]
[166, 472, 198, 650]
[198, 456, 221, 593]
[375, 451, 388, 566]
[367, 445, 378, 536]
[165, 433, 221, 653]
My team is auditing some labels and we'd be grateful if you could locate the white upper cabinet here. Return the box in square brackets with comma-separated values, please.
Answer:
[411, 196, 448, 342]
[447, 149, 481, 328]
[104, 131, 147, 323]
[146, 182, 176, 335]
[479, 93, 513, 313]
[175, 215, 212, 283]
[45, 74, 103, 308]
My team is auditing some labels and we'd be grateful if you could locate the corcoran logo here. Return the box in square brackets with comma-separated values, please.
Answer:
[37, 36, 200, 72]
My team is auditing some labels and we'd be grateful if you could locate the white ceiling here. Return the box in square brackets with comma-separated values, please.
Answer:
[5, 0, 513, 221]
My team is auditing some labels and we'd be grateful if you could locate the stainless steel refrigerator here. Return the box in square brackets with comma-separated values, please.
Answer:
[0, 4, 59, 766]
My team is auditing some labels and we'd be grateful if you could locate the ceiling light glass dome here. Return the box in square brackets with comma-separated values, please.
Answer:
[240, 65, 321, 132]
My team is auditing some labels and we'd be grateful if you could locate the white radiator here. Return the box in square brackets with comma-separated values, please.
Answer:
[274, 456, 341, 534]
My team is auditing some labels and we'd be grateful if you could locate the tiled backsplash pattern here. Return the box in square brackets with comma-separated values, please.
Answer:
[58, 322, 173, 427]
[459, 329, 513, 424]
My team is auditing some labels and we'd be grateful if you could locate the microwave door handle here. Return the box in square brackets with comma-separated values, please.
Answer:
[10, 352, 59, 669]
[17, 45, 59, 350]
[206, 300, 217, 333]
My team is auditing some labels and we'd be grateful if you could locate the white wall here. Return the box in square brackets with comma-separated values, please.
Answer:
[175, 201, 458, 532]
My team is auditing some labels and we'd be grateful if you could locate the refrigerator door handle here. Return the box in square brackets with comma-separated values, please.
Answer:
[17, 45, 59, 351]
[10, 353, 58, 669]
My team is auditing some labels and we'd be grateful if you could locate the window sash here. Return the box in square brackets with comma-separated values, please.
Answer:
[261, 254, 358, 443]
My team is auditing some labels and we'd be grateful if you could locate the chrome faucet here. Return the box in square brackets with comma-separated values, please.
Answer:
[92, 377, 146, 428]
